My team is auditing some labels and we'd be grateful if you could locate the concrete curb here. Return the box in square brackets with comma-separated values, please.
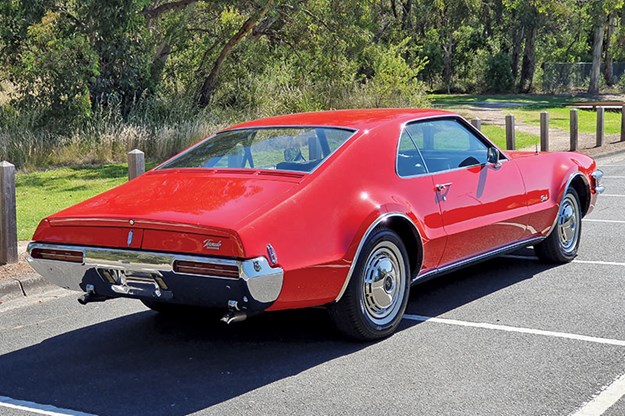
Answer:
[0, 274, 54, 303]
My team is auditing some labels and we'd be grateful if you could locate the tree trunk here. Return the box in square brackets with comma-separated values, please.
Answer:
[588, 12, 606, 94]
[511, 25, 524, 81]
[604, 13, 616, 86]
[401, 0, 412, 30]
[198, 0, 274, 108]
[518, 25, 536, 93]
[442, 35, 453, 93]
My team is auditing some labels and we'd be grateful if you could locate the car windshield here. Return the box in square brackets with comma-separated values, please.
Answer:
[158, 127, 356, 173]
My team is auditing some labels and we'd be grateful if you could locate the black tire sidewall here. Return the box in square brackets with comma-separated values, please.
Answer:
[349, 228, 411, 338]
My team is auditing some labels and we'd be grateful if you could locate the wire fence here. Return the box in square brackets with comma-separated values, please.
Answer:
[543, 62, 625, 93]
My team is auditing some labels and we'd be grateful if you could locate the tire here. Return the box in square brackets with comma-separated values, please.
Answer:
[328, 228, 411, 341]
[534, 187, 582, 263]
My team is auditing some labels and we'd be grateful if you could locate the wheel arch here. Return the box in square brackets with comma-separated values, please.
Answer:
[569, 173, 591, 217]
[334, 212, 423, 303]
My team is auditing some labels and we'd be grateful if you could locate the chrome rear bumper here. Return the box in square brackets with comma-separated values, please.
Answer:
[27, 243, 283, 310]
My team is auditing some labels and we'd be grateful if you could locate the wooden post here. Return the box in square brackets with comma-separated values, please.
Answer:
[128, 149, 145, 181]
[505, 114, 516, 150]
[570, 109, 579, 151]
[0, 161, 18, 265]
[596, 106, 605, 147]
[621, 105, 625, 142]
[471, 118, 481, 131]
[540, 111, 549, 152]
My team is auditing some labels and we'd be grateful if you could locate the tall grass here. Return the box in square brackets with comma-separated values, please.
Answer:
[0, 79, 429, 169]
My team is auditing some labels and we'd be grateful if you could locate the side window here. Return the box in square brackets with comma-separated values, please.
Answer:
[417, 119, 489, 173]
[397, 126, 427, 177]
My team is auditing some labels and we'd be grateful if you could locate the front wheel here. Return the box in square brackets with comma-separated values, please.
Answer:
[328, 228, 411, 341]
[534, 187, 582, 263]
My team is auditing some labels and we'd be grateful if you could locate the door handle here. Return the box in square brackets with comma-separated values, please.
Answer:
[436, 183, 452, 192]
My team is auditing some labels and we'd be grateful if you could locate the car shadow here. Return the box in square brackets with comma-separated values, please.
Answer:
[0, 251, 556, 415]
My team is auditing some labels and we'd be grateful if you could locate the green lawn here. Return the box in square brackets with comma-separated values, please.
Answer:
[480, 124, 539, 150]
[16, 165, 128, 240]
[510, 107, 623, 135]
[428, 93, 581, 109]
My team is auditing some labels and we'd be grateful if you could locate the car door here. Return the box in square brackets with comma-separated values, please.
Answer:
[409, 118, 530, 266]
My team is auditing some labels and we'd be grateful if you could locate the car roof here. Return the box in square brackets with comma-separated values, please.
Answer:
[225, 108, 455, 132]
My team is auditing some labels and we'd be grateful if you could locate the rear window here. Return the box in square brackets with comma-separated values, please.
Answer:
[158, 127, 356, 173]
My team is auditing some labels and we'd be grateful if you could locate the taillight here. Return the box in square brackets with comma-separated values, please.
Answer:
[31, 248, 84, 263]
[173, 260, 239, 278]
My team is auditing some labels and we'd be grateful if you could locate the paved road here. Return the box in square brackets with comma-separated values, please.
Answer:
[1, 153, 625, 416]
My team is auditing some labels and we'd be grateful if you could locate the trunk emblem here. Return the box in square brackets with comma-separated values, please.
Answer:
[129, 219, 135, 225]
[203, 239, 222, 250]
[267, 244, 278, 265]
[127, 230, 134, 246]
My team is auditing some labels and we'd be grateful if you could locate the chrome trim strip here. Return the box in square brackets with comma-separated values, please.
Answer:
[334, 212, 422, 302]
[413, 236, 545, 284]
[27, 243, 283, 304]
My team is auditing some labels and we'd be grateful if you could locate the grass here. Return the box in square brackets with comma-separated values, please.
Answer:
[16, 164, 129, 240]
[428, 93, 582, 109]
[480, 124, 539, 150]
[510, 107, 623, 135]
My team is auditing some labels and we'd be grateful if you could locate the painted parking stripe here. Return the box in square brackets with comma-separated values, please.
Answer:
[570, 372, 625, 416]
[403, 315, 625, 347]
[601, 194, 625, 197]
[584, 219, 625, 224]
[0, 396, 94, 416]
[502, 254, 625, 267]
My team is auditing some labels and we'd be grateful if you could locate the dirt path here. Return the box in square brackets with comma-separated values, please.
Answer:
[462, 105, 625, 156]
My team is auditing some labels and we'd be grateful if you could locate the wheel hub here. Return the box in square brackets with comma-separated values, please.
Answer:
[361, 242, 406, 325]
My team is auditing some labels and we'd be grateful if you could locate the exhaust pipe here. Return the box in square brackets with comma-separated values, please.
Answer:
[220, 299, 247, 324]
[78, 284, 109, 305]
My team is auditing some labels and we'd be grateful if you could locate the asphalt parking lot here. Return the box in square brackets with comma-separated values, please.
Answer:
[1, 152, 625, 416]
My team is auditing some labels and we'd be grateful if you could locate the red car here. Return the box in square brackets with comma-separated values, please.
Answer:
[27, 109, 604, 340]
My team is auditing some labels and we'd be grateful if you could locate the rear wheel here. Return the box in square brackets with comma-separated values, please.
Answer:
[328, 228, 411, 341]
[534, 187, 582, 263]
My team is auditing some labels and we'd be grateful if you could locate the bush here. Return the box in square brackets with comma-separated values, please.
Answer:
[485, 52, 515, 93]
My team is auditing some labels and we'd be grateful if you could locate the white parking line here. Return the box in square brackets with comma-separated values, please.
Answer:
[0, 396, 94, 416]
[602, 194, 625, 197]
[584, 219, 625, 224]
[570, 372, 625, 416]
[403, 315, 625, 347]
[603, 176, 625, 179]
[502, 254, 625, 267]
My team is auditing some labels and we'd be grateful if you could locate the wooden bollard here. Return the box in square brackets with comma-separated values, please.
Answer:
[471, 118, 481, 131]
[596, 106, 605, 147]
[0, 161, 18, 265]
[621, 105, 625, 142]
[505, 114, 516, 150]
[570, 109, 579, 151]
[540, 111, 549, 152]
[128, 149, 145, 181]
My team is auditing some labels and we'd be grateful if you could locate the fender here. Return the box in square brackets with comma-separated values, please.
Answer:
[334, 210, 423, 302]
[544, 169, 590, 237]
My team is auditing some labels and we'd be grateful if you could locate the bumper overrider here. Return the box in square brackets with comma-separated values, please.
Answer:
[27, 243, 284, 316]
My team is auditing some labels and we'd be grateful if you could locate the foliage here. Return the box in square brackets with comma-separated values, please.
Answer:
[0, 0, 624, 168]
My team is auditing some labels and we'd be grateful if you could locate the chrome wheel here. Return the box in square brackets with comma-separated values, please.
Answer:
[360, 241, 406, 326]
[557, 193, 580, 255]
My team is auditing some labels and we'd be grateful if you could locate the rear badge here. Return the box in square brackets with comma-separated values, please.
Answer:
[127, 230, 134, 246]
[203, 239, 222, 250]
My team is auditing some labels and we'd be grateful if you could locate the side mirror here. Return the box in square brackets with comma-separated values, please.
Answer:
[487, 147, 501, 168]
